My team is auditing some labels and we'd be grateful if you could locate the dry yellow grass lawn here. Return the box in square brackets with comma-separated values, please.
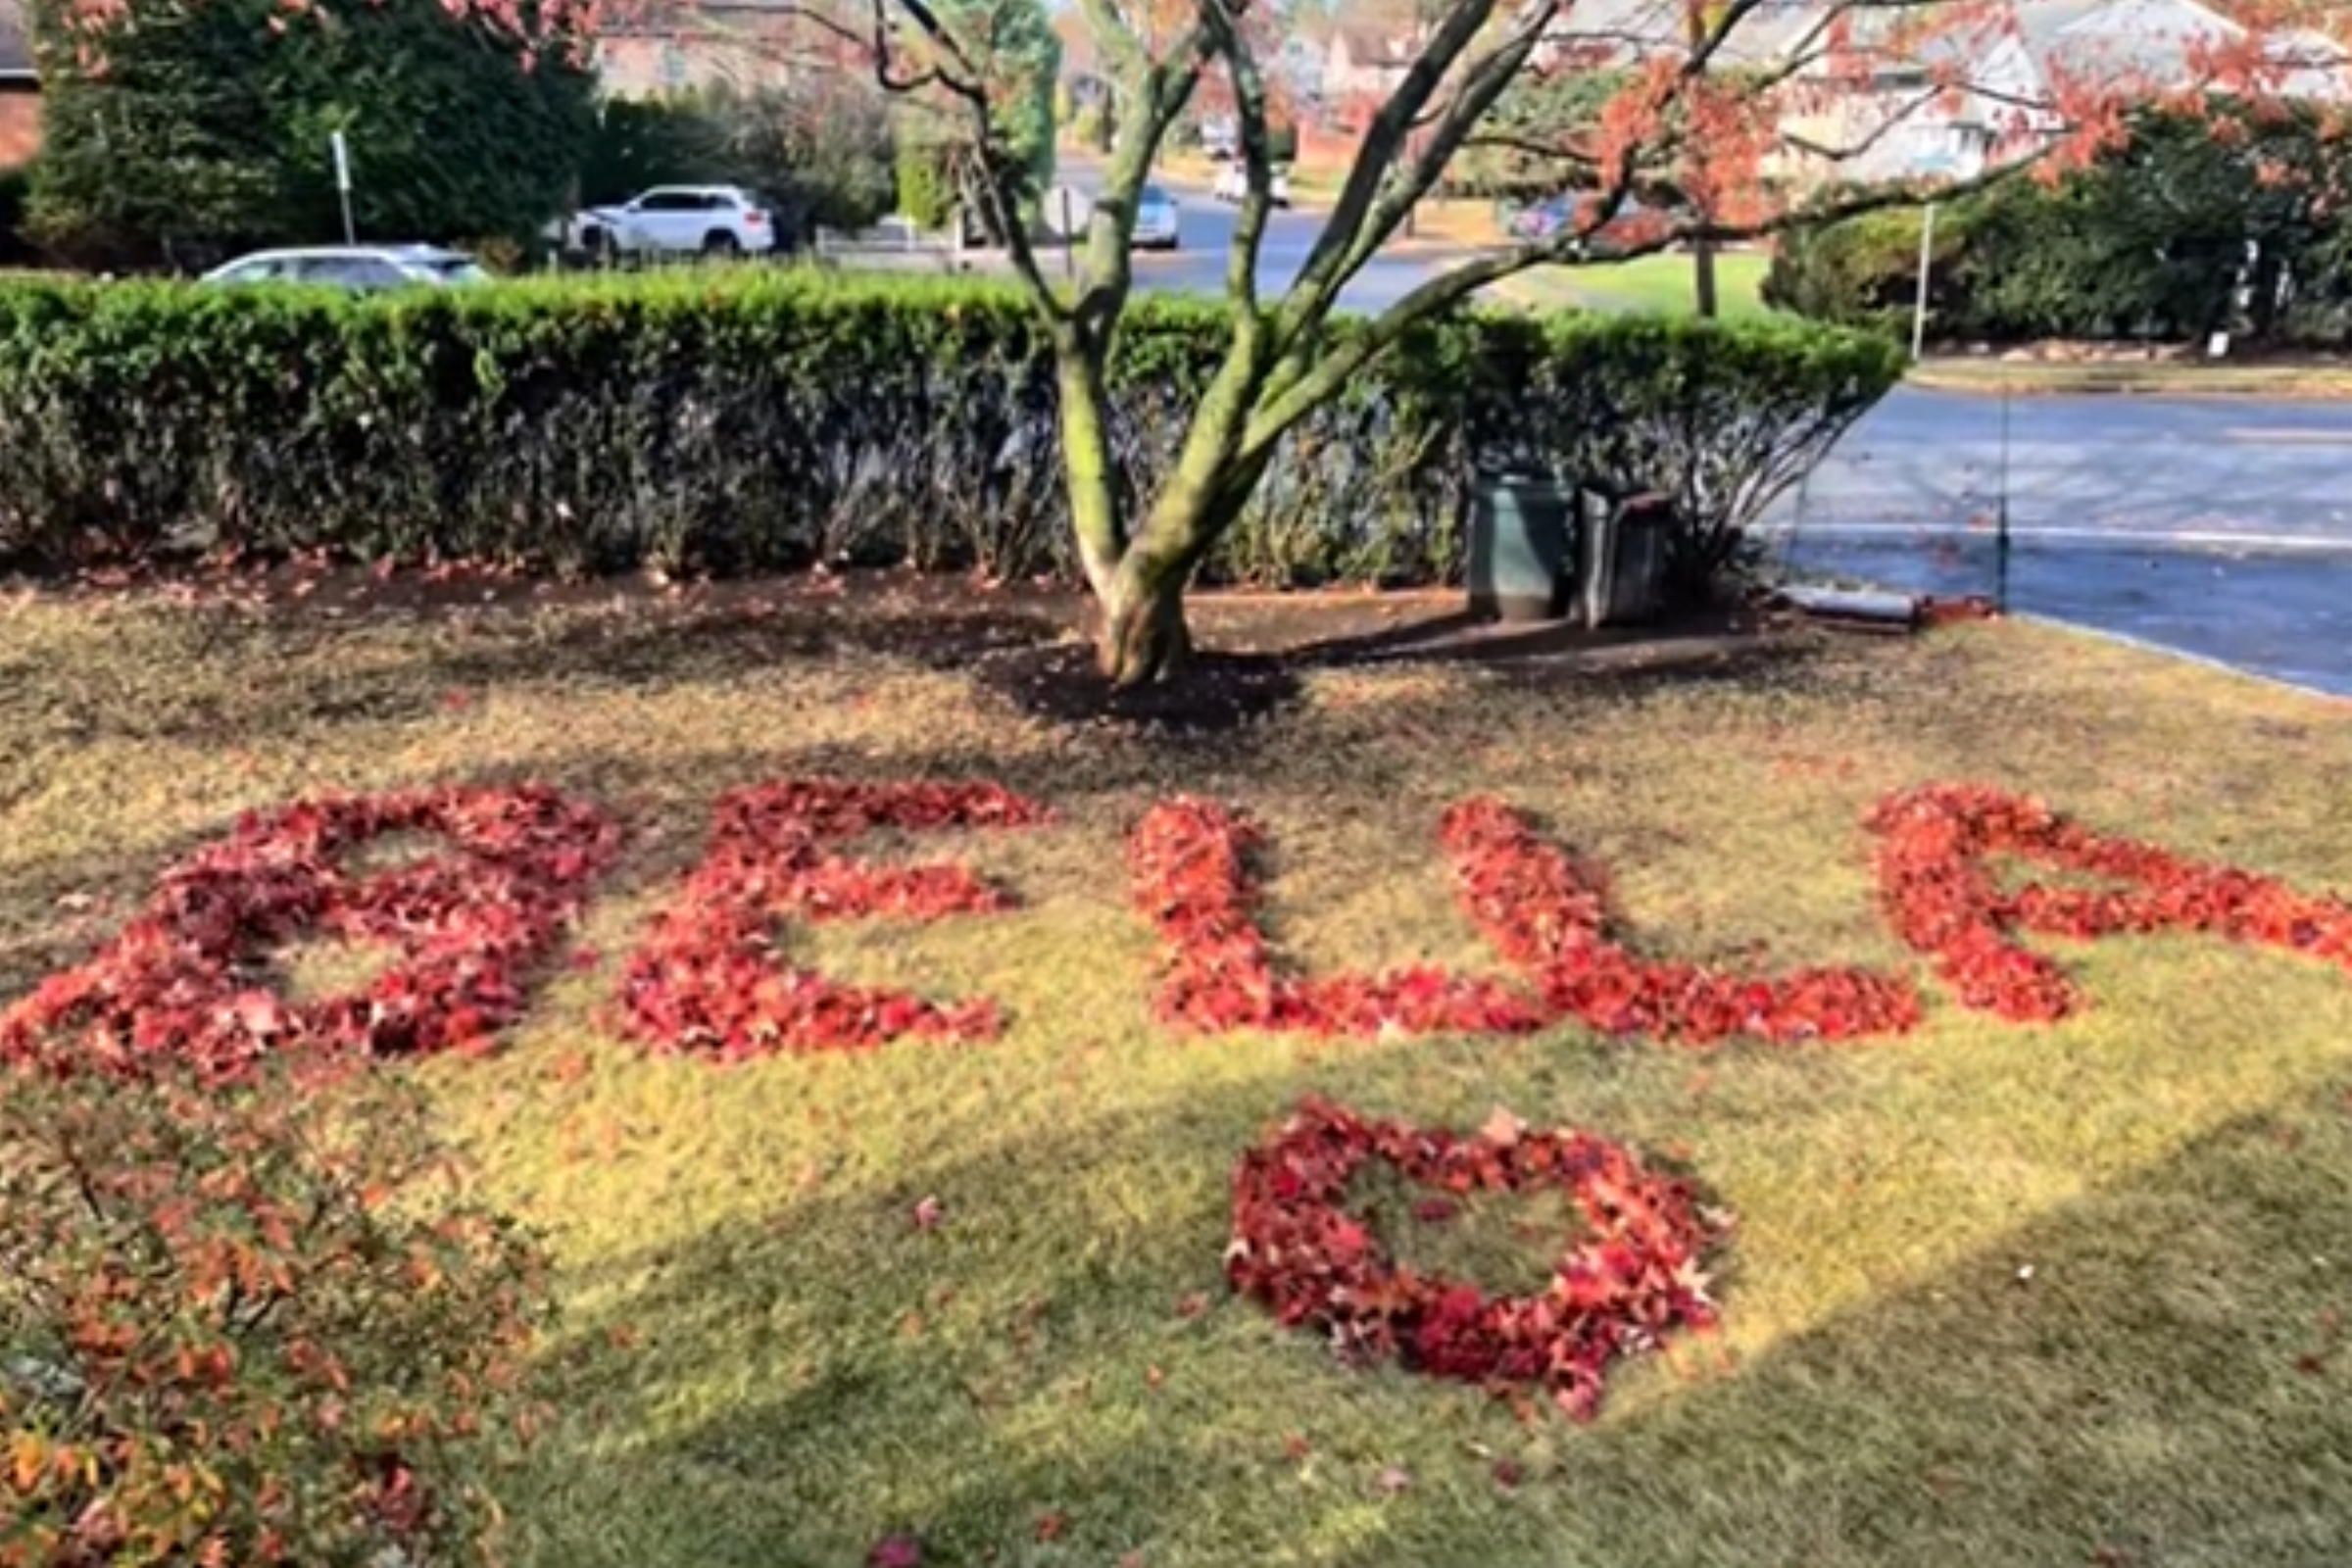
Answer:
[5, 574, 2352, 1568]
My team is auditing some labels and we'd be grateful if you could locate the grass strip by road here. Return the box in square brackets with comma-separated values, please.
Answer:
[1487, 253, 1774, 318]
[1906, 356, 2352, 399]
[6, 575, 2352, 1568]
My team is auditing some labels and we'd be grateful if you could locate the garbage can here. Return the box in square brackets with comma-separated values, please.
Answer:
[1575, 486, 1673, 627]
[1466, 472, 1573, 623]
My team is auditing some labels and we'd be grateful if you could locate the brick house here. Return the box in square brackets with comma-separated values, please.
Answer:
[594, 0, 848, 98]
[0, 0, 38, 167]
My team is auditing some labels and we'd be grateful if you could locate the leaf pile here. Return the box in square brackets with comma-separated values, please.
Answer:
[1869, 782, 2352, 1021]
[1127, 797, 1544, 1037]
[0, 785, 617, 1082]
[1226, 1098, 1726, 1419]
[1128, 793, 1922, 1046]
[1442, 797, 1926, 1044]
[618, 779, 1052, 1058]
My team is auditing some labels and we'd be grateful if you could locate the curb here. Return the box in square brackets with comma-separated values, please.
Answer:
[1904, 367, 2352, 401]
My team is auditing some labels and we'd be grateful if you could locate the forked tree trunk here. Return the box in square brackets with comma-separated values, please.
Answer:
[1051, 315, 1272, 689]
[1097, 549, 1195, 687]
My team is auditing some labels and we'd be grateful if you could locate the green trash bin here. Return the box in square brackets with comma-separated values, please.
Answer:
[1467, 472, 1573, 623]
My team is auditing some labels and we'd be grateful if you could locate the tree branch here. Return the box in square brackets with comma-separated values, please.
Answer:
[868, 0, 1066, 318]
[1273, 0, 1520, 335]
[1245, 155, 2038, 456]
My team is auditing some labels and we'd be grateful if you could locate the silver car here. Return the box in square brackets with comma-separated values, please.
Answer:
[1133, 184, 1181, 251]
[199, 245, 492, 290]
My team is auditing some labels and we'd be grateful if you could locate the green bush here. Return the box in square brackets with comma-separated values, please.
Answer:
[1, 1058, 550, 1567]
[580, 96, 733, 209]
[1761, 203, 1985, 336]
[27, 0, 597, 271]
[0, 272, 1901, 591]
[894, 138, 960, 230]
[0, 164, 34, 268]
[1767, 105, 2352, 349]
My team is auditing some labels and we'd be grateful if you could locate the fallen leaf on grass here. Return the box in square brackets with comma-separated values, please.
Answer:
[1376, 1465, 1411, 1494]
[911, 1196, 944, 1230]
[867, 1534, 922, 1568]
[1479, 1106, 1524, 1148]
[1034, 1511, 1068, 1542]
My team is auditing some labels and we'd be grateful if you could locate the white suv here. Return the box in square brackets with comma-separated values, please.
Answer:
[557, 186, 781, 259]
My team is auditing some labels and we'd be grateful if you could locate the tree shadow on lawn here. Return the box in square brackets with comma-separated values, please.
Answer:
[511, 1069, 2352, 1568]
[968, 601, 1825, 737]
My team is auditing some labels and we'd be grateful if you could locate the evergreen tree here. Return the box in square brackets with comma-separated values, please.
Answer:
[27, 0, 596, 269]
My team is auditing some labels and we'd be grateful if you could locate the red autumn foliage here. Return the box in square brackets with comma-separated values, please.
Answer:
[1442, 797, 1926, 1045]
[1127, 798, 1545, 1037]
[617, 779, 1051, 1058]
[0, 785, 618, 1082]
[1868, 782, 2352, 1022]
[1129, 794, 1920, 1046]
[1226, 1098, 1726, 1419]
[0, 1057, 548, 1568]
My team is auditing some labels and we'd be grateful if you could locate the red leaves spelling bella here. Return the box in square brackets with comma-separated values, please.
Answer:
[1869, 782, 2352, 1022]
[1227, 1098, 1726, 1419]
[617, 779, 1051, 1058]
[1442, 798, 1924, 1044]
[1128, 798, 1545, 1037]
[0, 784, 616, 1082]
[1131, 795, 1920, 1046]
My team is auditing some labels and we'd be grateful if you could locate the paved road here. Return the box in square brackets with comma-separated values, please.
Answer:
[1768, 391, 2352, 697]
[1055, 157, 1470, 312]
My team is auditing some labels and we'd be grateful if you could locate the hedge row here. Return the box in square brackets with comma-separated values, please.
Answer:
[0, 271, 1903, 589]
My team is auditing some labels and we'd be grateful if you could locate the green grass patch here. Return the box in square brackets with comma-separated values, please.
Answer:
[5, 581, 2352, 1566]
[1499, 252, 1775, 318]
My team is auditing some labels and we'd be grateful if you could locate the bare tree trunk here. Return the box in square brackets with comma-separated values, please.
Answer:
[1097, 547, 1196, 687]
[1692, 239, 1719, 318]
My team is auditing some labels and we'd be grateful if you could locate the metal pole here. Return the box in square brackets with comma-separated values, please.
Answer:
[1058, 187, 1074, 281]
[1994, 385, 2013, 613]
[1909, 200, 1936, 361]
[330, 130, 356, 244]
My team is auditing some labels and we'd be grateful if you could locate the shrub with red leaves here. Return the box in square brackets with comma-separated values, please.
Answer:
[1128, 798, 1546, 1037]
[1869, 781, 2352, 1022]
[0, 784, 618, 1082]
[1, 1056, 548, 1568]
[1226, 1098, 1726, 1419]
[1441, 797, 1925, 1044]
[618, 779, 1051, 1058]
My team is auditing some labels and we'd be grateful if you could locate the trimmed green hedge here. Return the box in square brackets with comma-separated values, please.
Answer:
[0, 271, 1902, 590]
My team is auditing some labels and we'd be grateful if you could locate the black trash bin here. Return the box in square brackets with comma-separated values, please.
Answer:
[1466, 472, 1573, 623]
[1575, 486, 1673, 627]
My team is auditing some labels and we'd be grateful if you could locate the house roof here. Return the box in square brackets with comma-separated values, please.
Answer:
[1839, 0, 2352, 98]
[1537, 0, 1827, 68]
[0, 0, 35, 79]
